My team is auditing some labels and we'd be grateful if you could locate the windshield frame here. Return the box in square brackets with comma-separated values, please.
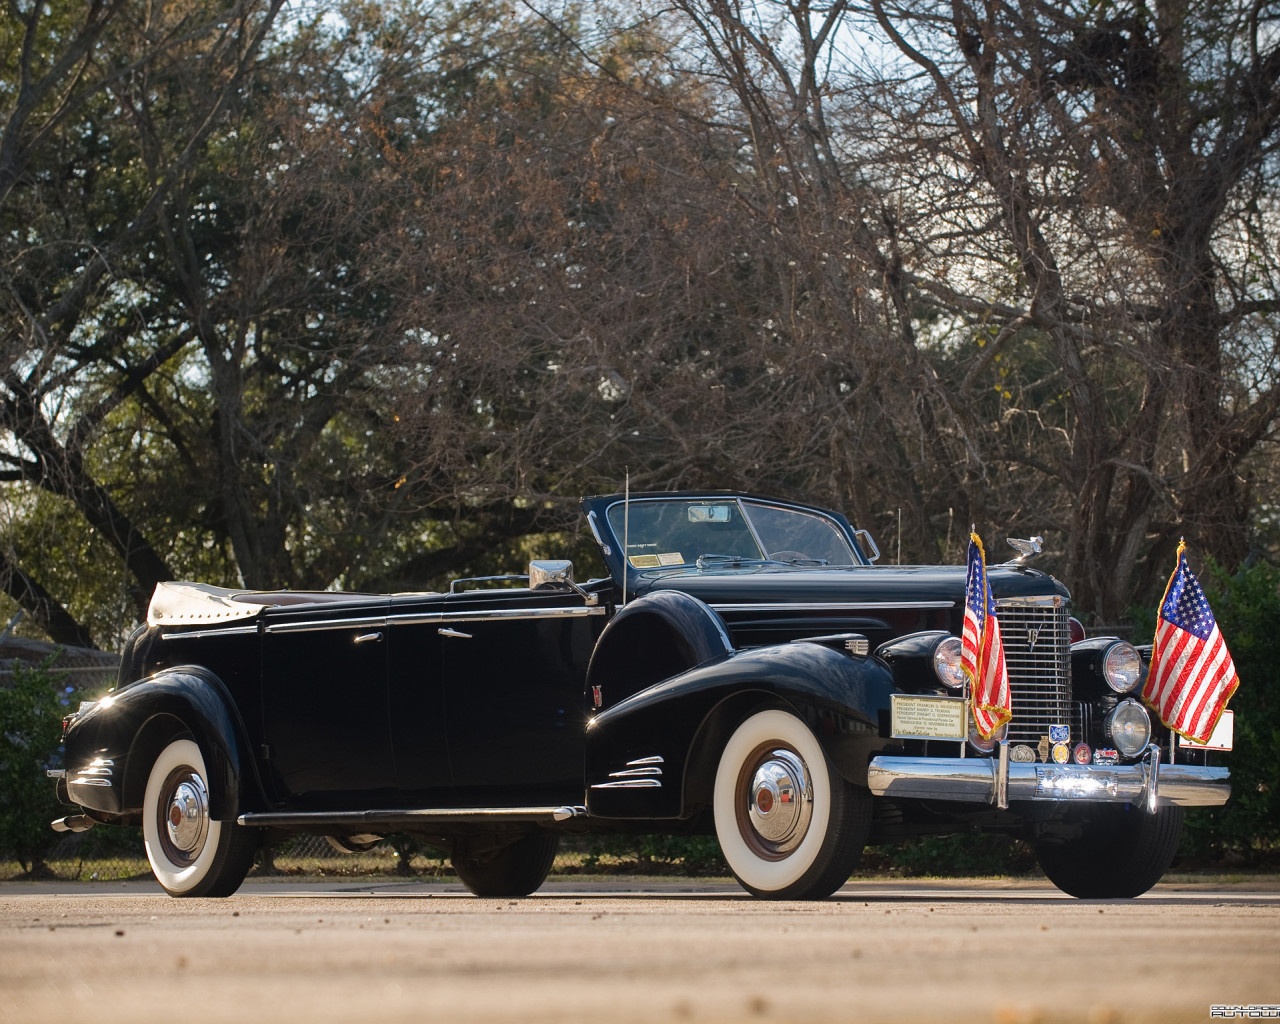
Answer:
[597, 494, 866, 578]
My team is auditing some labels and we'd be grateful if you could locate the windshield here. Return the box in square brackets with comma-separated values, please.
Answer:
[605, 498, 857, 568]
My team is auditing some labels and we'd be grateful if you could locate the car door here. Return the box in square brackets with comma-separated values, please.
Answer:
[259, 598, 393, 810]
[385, 591, 453, 805]
[437, 586, 605, 806]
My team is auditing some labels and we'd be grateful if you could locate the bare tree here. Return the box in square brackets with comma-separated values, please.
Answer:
[855, 0, 1280, 617]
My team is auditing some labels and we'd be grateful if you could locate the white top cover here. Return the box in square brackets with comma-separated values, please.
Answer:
[147, 582, 270, 627]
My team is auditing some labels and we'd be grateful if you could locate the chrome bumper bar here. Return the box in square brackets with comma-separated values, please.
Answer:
[867, 752, 1230, 810]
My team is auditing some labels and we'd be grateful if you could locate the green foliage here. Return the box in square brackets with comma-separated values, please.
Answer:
[0, 658, 72, 875]
[864, 835, 1038, 878]
[570, 833, 729, 876]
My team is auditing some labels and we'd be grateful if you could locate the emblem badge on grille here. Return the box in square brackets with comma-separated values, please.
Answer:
[1026, 625, 1042, 651]
[1010, 744, 1037, 763]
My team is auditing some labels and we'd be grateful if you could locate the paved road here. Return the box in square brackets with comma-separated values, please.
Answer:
[3, 878, 1278, 1024]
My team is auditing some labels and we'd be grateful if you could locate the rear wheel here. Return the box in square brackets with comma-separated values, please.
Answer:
[713, 709, 870, 900]
[142, 738, 258, 897]
[1034, 804, 1184, 898]
[451, 832, 560, 897]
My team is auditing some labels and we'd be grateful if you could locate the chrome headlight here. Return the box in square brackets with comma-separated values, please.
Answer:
[933, 636, 966, 690]
[1102, 642, 1142, 694]
[1104, 699, 1151, 757]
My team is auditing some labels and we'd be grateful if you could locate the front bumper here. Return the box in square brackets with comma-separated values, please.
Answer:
[867, 753, 1229, 809]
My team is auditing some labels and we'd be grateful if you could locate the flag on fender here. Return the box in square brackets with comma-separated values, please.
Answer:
[1143, 542, 1239, 744]
[962, 532, 1011, 739]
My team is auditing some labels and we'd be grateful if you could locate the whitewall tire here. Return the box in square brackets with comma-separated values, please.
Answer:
[713, 709, 869, 900]
[142, 737, 256, 897]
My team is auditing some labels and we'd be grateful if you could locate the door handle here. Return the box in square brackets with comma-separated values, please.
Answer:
[438, 628, 472, 639]
[353, 631, 384, 644]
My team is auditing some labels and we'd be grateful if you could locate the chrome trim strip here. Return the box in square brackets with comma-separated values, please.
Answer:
[626, 756, 665, 765]
[995, 595, 1065, 608]
[237, 805, 588, 827]
[388, 611, 444, 626]
[711, 601, 954, 613]
[69, 778, 112, 788]
[590, 779, 663, 789]
[162, 625, 260, 640]
[264, 615, 388, 634]
[390, 606, 607, 627]
[255, 603, 606, 634]
[608, 766, 663, 778]
[587, 510, 611, 556]
[866, 756, 1230, 807]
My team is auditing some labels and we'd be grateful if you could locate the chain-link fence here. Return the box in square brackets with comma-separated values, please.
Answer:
[0, 831, 451, 883]
[0, 830, 737, 883]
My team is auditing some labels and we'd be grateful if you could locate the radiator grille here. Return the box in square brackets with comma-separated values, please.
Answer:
[996, 599, 1075, 744]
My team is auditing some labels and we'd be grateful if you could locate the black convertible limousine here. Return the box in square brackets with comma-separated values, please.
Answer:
[50, 491, 1231, 899]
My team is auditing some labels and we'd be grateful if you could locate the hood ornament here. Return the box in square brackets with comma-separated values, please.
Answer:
[1006, 536, 1044, 565]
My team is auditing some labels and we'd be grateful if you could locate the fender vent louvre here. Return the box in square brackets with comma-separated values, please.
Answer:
[591, 755, 664, 789]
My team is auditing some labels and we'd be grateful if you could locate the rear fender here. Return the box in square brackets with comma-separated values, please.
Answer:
[585, 642, 895, 819]
[63, 666, 260, 821]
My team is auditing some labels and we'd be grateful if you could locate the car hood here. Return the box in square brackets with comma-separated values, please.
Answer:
[635, 562, 1069, 607]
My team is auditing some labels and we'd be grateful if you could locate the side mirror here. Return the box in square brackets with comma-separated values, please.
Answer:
[529, 560, 599, 606]
[529, 560, 575, 589]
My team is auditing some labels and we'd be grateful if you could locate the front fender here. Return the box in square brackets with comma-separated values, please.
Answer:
[585, 642, 895, 819]
[585, 590, 734, 710]
[63, 666, 259, 822]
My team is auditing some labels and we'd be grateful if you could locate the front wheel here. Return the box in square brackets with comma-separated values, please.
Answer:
[451, 832, 560, 898]
[142, 737, 258, 897]
[1034, 804, 1184, 898]
[713, 709, 870, 900]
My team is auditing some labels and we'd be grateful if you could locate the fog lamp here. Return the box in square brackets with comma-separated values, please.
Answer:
[1103, 699, 1151, 758]
[968, 716, 1007, 754]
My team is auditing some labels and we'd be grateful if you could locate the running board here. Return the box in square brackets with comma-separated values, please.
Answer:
[237, 805, 588, 828]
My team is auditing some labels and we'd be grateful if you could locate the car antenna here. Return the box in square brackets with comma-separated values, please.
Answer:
[622, 467, 630, 607]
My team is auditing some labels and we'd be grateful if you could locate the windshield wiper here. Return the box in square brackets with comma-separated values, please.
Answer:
[695, 553, 781, 569]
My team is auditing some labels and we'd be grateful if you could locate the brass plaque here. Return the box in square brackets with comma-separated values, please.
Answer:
[890, 694, 967, 741]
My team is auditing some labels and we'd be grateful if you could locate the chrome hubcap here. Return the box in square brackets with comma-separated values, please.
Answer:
[744, 748, 813, 855]
[162, 771, 209, 861]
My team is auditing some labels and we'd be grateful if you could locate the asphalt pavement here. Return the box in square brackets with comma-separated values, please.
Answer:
[3, 877, 1278, 1024]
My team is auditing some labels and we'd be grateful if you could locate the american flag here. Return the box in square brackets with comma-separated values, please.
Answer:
[1143, 542, 1239, 744]
[962, 532, 1011, 739]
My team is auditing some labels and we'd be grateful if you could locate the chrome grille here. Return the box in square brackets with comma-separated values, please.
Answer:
[996, 598, 1074, 744]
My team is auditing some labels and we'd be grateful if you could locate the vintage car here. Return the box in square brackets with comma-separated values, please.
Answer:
[49, 491, 1231, 900]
